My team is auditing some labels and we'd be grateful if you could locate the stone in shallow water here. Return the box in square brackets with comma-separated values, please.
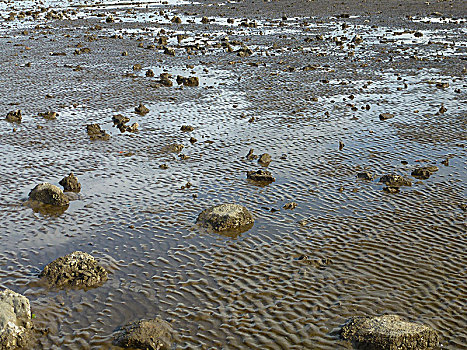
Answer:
[28, 183, 69, 206]
[5, 110, 22, 123]
[379, 174, 411, 187]
[196, 203, 254, 232]
[247, 169, 275, 183]
[411, 166, 438, 180]
[59, 172, 81, 193]
[113, 318, 174, 350]
[0, 289, 34, 349]
[340, 315, 439, 350]
[40, 251, 108, 288]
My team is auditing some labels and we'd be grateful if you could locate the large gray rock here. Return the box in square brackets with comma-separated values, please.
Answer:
[196, 204, 254, 232]
[0, 289, 34, 349]
[340, 315, 439, 350]
[28, 183, 69, 206]
[113, 318, 174, 350]
[40, 251, 108, 289]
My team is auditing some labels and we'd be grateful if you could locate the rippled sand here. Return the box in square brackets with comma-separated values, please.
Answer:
[0, 0, 466, 348]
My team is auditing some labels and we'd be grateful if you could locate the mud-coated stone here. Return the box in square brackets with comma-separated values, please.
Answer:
[340, 315, 439, 350]
[39, 251, 108, 288]
[86, 124, 110, 141]
[28, 183, 69, 206]
[59, 172, 81, 193]
[5, 110, 22, 123]
[411, 166, 438, 180]
[113, 318, 174, 350]
[0, 289, 34, 349]
[247, 170, 275, 183]
[379, 174, 412, 187]
[196, 203, 254, 232]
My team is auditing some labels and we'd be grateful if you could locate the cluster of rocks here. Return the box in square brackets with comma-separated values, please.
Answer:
[112, 114, 138, 133]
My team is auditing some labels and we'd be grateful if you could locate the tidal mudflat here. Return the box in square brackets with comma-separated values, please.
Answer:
[0, 0, 465, 348]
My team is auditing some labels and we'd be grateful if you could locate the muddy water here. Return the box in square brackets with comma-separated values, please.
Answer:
[0, 0, 466, 349]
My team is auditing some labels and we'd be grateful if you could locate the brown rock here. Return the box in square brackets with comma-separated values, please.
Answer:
[5, 110, 22, 123]
[247, 170, 275, 183]
[28, 183, 69, 206]
[196, 203, 254, 232]
[113, 318, 174, 350]
[135, 103, 149, 115]
[59, 172, 81, 193]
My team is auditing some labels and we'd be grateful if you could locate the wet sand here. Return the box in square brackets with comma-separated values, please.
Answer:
[0, 0, 466, 349]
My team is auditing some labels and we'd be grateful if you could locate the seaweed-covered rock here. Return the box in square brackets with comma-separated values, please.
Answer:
[86, 124, 110, 141]
[196, 203, 254, 232]
[28, 183, 69, 206]
[39, 251, 108, 288]
[113, 318, 174, 350]
[5, 110, 22, 123]
[411, 166, 438, 180]
[59, 173, 81, 193]
[340, 315, 439, 350]
[0, 289, 34, 349]
[247, 170, 275, 183]
[379, 174, 412, 187]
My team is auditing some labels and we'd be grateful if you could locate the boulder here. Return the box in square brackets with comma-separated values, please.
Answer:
[411, 166, 438, 180]
[247, 170, 275, 183]
[0, 289, 34, 349]
[340, 315, 439, 350]
[28, 183, 69, 206]
[113, 318, 174, 350]
[196, 203, 254, 232]
[86, 124, 110, 141]
[39, 251, 108, 288]
[5, 110, 22, 123]
[59, 173, 81, 193]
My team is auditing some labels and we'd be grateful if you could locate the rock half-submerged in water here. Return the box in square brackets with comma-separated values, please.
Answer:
[340, 315, 439, 350]
[411, 166, 438, 180]
[196, 203, 254, 233]
[86, 124, 110, 141]
[28, 183, 69, 206]
[59, 172, 81, 193]
[247, 169, 275, 183]
[0, 289, 34, 349]
[113, 318, 174, 350]
[5, 110, 22, 123]
[379, 174, 412, 187]
[39, 251, 108, 289]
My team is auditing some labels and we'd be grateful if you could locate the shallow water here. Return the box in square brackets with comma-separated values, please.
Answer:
[0, 0, 466, 349]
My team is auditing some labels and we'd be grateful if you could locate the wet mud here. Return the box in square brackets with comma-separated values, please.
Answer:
[0, 0, 466, 349]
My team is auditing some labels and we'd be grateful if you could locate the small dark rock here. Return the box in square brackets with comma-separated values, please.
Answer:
[258, 153, 272, 166]
[59, 172, 81, 193]
[146, 69, 155, 77]
[379, 113, 394, 121]
[181, 125, 194, 132]
[246, 149, 258, 160]
[5, 110, 22, 123]
[247, 170, 275, 183]
[38, 111, 57, 120]
[357, 172, 374, 180]
[135, 103, 149, 115]
[283, 202, 297, 210]
[113, 318, 174, 350]
[86, 124, 110, 141]
[411, 166, 438, 180]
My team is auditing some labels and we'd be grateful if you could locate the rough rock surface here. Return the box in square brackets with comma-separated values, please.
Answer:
[113, 318, 174, 350]
[28, 183, 69, 206]
[5, 110, 22, 123]
[196, 203, 254, 232]
[247, 170, 276, 183]
[379, 174, 412, 187]
[59, 173, 81, 193]
[258, 153, 272, 166]
[39, 251, 108, 288]
[86, 124, 110, 141]
[357, 172, 374, 180]
[340, 315, 440, 350]
[411, 166, 439, 180]
[135, 103, 149, 115]
[0, 289, 34, 349]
